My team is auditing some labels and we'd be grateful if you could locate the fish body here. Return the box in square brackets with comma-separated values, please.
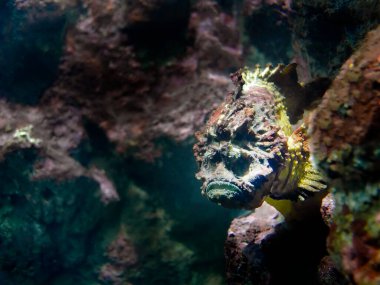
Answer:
[193, 64, 327, 210]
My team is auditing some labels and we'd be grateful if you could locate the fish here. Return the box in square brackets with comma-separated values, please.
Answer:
[193, 64, 330, 211]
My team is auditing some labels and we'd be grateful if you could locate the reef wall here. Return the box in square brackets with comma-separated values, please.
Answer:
[310, 25, 380, 285]
[0, 1, 241, 284]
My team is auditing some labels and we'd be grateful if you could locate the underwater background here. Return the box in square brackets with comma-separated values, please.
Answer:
[0, 0, 379, 284]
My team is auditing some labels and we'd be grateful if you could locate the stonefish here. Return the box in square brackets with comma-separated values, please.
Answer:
[193, 64, 328, 210]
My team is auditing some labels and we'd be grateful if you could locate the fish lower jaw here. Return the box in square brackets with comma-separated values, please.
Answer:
[204, 180, 251, 208]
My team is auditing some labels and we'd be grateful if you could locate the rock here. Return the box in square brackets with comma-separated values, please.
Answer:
[225, 202, 329, 284]
[225, 203, 284, 284]
[99, 227, 138, 285]
[320, 193, 335, 227]
[309, 25, 380, 285]
[0, 2, 238, 283]
[0, 1, 379, 284]
[0, 0, 77, 104]
[318, 256, 349, 285]
[38, 0, 242, 161]
[0, 149, 105, 285]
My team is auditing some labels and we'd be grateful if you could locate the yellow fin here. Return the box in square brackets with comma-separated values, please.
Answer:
[298, 162, 326, 192]
[265, 196, 294, 217]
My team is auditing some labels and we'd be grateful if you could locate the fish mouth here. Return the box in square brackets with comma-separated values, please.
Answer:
[205, 180, 251, 208]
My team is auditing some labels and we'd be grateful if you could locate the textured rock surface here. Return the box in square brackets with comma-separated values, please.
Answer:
[318, 256, 349, 285]
[225, 203, 284, 284]
[0, 143, 229, 285]
[225, 202, 330, 284]
[39, 0, 241, 161]
[243, 0, 293, 66]
[310, 25, 380, 284]
[242, 0, 380, 81]
[0, 149, 104, 285]
[320, 193, 335, 227]
[0, 0, 78, 104]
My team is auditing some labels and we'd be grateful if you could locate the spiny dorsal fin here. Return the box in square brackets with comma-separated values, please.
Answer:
[238, 64, 331, 123]
[269, 62, 298, 83]
[267, 63, 330, 124]
[241, 63, 305, 123]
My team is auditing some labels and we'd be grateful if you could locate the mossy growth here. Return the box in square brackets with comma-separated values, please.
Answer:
[70, 123, 237, 284]
[0, 149, 108, 285]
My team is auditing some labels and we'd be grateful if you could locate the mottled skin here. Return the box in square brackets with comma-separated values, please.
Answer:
[194, 64, 326, 210]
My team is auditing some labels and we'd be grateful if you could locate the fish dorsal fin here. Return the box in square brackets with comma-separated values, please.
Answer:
[266, 63, 306, 124]
[268, 62, 298, 83]
[266, 63, 330, 124]
[239, 63, 331, 124]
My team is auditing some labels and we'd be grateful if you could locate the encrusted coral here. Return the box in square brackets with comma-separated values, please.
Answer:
[194, 64, 327, 210]
[309, 25, 380, 285]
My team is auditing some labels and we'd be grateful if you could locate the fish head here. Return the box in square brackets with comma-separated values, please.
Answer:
[194, 79, 288, 209]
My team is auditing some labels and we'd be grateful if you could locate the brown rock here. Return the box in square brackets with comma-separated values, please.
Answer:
[309, 25, 380, 180]
[321, 193, 335, 227]
[309, 25, 380, 285]
[225, 201, 329, 284]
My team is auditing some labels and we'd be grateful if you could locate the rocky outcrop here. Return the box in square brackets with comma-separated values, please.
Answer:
[0, 1, 240, 284]
[309, 25, 380, 285]
[225, 202, 336, 284]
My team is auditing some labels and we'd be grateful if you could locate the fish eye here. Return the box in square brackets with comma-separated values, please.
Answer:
[225, 155, 251, 177]
[249, 175, 267, 188]
[203, 148, 222, 165]
[233, 122, 256, 143]
[215, 126, 231, 141]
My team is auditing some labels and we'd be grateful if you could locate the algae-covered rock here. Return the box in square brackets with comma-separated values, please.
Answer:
[0, 1, 240, 283]
[310, 25, 380, 285]
[0, 149, 105, 285]
[0, 146, 205, 285]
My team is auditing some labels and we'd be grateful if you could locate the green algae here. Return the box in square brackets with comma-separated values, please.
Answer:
[0, 149, 106, 285]
[70, 124, 237, 285]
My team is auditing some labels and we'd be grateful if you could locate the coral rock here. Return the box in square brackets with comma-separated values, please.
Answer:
[309, 25, 380, 285]
[225, 201, 329, 284]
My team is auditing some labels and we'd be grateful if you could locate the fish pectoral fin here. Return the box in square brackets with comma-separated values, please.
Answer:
[297, 163, 327, 195]
[264, 196, 294, 217]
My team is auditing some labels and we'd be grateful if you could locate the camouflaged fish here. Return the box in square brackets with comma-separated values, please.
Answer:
[193, 63, 330, 211]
